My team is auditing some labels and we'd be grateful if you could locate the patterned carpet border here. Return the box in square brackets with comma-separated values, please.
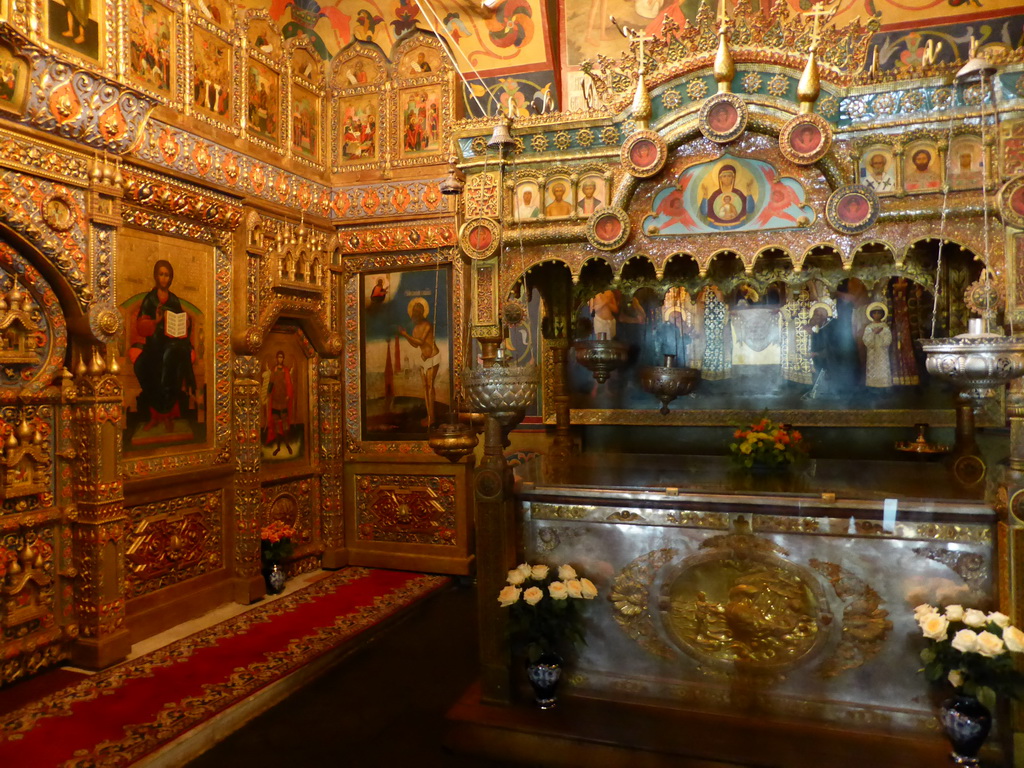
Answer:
[0, 568, 450, 767]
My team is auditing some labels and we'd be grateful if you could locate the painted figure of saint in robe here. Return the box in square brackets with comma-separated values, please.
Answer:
[130, 259, 196, 430]
[862, 302, 893, 389]
[889, 278, 920, 386]
[779, 289, 816, 385]
[697, 286, 731, 380]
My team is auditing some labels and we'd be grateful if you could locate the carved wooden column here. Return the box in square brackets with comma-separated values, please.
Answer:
[319, 358, 346, 568]
[70, 347, 129, 668]
[231, 355, 264, 602]
[475, 412, 518, 704]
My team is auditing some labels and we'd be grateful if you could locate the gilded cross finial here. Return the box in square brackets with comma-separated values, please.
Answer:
[803, 2, 830, 52]
[611, 16, 654, 76]
[717, 0, 729, 35]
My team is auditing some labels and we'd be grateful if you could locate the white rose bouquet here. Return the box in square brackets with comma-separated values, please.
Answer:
[916, 603, 1024, 710]
[498, 562, 599, 664]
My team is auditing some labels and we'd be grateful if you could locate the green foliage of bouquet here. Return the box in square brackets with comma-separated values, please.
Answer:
[915, 603, 1024, 711]
[498, 562, 599, 664]
[729, 416, 805, 469]
[260, 520, 296, 563]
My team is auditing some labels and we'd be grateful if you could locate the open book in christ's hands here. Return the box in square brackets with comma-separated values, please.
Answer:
[164, 311, 187, 339]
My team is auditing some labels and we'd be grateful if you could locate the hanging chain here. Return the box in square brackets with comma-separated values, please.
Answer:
[930, 101, 958, 338]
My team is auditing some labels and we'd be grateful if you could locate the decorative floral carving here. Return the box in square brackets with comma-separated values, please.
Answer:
[766, 74, 789, 97]
[661, 88, 682, 110]
[686, 78, 709, 100]
[741, 72, 763, 94]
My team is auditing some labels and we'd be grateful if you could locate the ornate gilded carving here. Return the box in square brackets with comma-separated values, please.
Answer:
[610, 548, 679, 660]
[663, 543, 828, 670]
[0, 173, 90, 306]
[124, 492, 223, 598]
[262, 478, 321, 574]
[353, 473, 457, 547]
[531, 503, 591, 520]
[0, 244, 68, 395]
[607, 510, 645, 522]
[26, 56, 158, 154]
[336, 220, 456, 255]
[0, 414, 51, 501]
[912, 522, 991, 544]
[581, 6, 877, 111]
[231, 355, 262, 580]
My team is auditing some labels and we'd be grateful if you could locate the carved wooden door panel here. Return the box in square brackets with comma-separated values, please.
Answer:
[0, 240, 78, 684]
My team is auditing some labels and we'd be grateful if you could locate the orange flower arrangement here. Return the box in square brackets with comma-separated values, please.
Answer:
[260, 520, 296, 563]
[729, 416, 805, 469]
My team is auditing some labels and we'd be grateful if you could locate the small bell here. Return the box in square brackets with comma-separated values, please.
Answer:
[486, 116, 515, 153]
[439, 157, 465, 195]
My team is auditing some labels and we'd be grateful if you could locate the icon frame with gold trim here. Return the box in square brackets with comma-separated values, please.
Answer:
[779, 113, 832, 166]
[586, 206, 630, 251]
[825, 184, 879, 235]
[698, 93, 747, 144]
[459, 217, 500, 260]
[620, 130, 667, 179]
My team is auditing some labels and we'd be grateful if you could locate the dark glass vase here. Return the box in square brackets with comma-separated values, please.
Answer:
[526, 653, 563, 710]
[939, 695, 992, 767]
[263, 561, 286, 595]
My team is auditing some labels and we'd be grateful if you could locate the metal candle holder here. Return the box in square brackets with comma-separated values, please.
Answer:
[573, 335, 630, 384]
[639, 355, 701, 415]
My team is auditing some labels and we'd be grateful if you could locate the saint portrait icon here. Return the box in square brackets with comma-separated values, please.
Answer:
[594, 213, 622, 242]
[862, 152, 895, 194]
[904, 146, 941, 191]
[790, 123, 821, 155]
[707, 101, 738, 134]
[629, 139, 658, 169]
[836, 192, 869, 225]
[699, 164, 749, 227]
[515, 185, 541, 220]
[577, 178, 604, 216]
[545, 182, 573, 218]
[467, 224, 493, 252]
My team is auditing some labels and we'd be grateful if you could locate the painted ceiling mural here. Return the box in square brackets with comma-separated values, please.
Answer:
[255, 0, 555, 116]
[246, 0, 1024, 116]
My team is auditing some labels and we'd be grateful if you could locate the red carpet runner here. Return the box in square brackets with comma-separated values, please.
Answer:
[0, 568, 449, 767]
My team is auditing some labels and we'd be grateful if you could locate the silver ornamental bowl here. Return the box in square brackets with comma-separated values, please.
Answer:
[573, 339, 630, 383]
[463, 363, 539, 414]
[640, 365, 700, 415]
[919, 335, 1024, 401]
